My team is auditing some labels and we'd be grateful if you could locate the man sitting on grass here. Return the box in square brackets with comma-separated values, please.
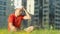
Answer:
[8, 6, 34, 32]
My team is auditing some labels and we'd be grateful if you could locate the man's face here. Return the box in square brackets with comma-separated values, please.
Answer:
[15, 8, 23, 16]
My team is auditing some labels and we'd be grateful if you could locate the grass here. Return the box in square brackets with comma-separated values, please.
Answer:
[0, 29, 60, 34]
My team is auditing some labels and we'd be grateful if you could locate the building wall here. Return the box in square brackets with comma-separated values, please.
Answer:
[1, 0, 60, 29]
[54, 0, 60, 29]
[34, 0, 40, 27]
[49, 0, 55, 29]
[0, 0, 8, 28]
[42, 0, 49, 29]
[27, 0, 40, 27]
[39, 0, 43, 28]
[7, 0, 14, 16]
[49, 0, 60, 29]
[27, 0, 34, 26]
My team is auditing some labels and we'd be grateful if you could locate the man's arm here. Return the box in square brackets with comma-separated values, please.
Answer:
[23, 8, 31, 19]
[8, 14, 17, 31]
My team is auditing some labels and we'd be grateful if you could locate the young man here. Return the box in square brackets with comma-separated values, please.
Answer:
[8, 6, 31, 32]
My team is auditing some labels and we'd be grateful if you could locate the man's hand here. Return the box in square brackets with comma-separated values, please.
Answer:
[23, 8, 31, 19]
[10, 26, 17, 32]
[9, 23, 17, 32]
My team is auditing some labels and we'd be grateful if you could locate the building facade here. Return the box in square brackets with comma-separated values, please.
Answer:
[0, 0, 7, 28]
[0, 0, 60, 29]
[54, 0, 60, 29]
[27, 0, 41, 28]
[42, 0, 50, 29]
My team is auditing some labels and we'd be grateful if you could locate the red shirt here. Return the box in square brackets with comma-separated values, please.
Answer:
[8, 13, 24, 31]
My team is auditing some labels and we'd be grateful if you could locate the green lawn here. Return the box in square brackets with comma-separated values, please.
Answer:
[0, 29, 60, 34]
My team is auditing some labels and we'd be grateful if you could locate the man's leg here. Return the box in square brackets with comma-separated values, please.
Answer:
[24, 26, 34, 32]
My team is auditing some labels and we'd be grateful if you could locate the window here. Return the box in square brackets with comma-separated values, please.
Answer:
[56, 0, 60, 1]
[44, 10, 48, 13]
[55, 15, 60, 18]
[43, 15, 47, 17]
[0, 11, 3, 15]
[0, 1, 6, 5]
[34, 19, 38, 22]
[57, 3, 60, 6]
[35, 0, 38, 5]
[35, 0, 38, 3]
[35, 7, 38, 9]
[0, 6, 6, 10]
[56, 7, 60, 9]
[0, 6, 2, 10]
[35, 11, 38, 13]
[44, 19, 46, 21]
[3, 7, 6, 10]
[0, 11, 5, 16]
[4, 2, 6, 5]
[55, 19, 60, 22]
[0, 1, 2, 5]
[34, 15, 38, 17]
[43, 6, 48, 8]
[3, 12, 6, 16]
[56, 11, 60, 14]
[35, 0, 38, 1]
[44, 0, 48, 4]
